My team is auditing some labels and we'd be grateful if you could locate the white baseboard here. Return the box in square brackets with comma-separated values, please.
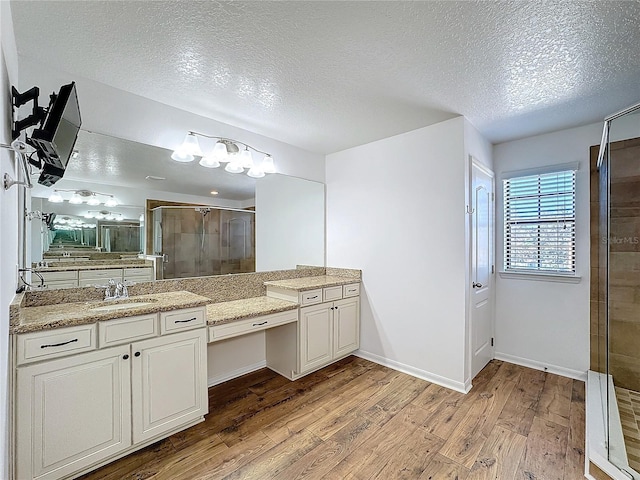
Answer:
[494, 352, 587, 381]
[355, 350, 470, 394]
[207, 360, 267, 388]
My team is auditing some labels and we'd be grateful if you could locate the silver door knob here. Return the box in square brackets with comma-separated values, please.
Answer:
[473, 282, 483, 288]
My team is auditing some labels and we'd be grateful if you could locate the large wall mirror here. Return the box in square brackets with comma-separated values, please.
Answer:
[28, 130, 325, 281]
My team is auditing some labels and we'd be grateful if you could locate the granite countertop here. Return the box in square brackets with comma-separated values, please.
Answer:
[34, 263, 152, 272]
[12, 291, 210, 334]
[207, 296, 299, 326]
[264, 275, 359, 292]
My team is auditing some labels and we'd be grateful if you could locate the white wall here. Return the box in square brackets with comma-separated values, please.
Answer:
[326, 117, 470, 391]
[493, 123, 600, 377]
[0, 2, 19, 477]
[256, 174, 325, 271]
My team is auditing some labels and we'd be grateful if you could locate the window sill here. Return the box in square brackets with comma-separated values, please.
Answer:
[498, 271, 582, 284]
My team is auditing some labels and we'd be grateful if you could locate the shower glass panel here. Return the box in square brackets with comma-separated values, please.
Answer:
[602, 105, 640, 478]
[152, 206, 255, 279]
[99, 224, 140, 253]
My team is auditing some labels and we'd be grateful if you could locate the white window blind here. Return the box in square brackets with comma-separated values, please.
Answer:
[504, 170, 576, 274]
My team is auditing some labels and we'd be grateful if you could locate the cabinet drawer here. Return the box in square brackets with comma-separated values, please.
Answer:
[78, 269, 123, 281]
[209, 310, 298, 342]
[300, 289, 323, 306]
[39, 270, 78, 282]
[343, 283, 360, 298]
[160, 307, 206, 334]
[16, 324, 97, 365]
[37, 279, 79, 290]
[323, 286, 343, 302]
[123, 267, 153, 278]
[99, 314, 158, 348]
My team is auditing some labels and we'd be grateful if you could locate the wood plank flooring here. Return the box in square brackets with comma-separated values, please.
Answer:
[78, 357, 585, 480]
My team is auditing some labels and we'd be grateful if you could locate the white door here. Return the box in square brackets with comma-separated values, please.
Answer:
[333, 297, 360, 358]
[131, 329, 208, 444]
[16, 346, 131, 480]
[299, 303, 333, 373]
[470, 158, 495, 378]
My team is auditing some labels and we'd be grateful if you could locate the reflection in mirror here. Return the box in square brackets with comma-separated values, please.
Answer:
[47, 214, 96, 249]
[28, 130, 325, 281]
[152, 206, 255, 279]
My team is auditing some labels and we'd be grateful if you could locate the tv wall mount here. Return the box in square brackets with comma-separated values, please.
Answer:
[1, 85, 54, 190]
[11, 86, 48, 141]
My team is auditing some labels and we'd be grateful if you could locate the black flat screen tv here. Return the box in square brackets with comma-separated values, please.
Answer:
[30, 82, 81, 178]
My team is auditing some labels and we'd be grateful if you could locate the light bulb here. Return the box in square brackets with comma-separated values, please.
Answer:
[225, 161, 244, 174]
[199, 156, 221, 168]
[105, 197, 118, 207]
[84, 213, 94, 219]
[95, 213, 104, 220]
[87, 195, 100, 206]
[105, 214, 115, 220]
[247, 166, 265, 178]
[181, 133, 203, 156]
[171, 149, 194, 163]
[213, 141, 230, 162]
[48, 191, 63, 203]
[240, 149, 253, 169]
[262, 155, 276, 174]
[69, 193, 83, 204]
[116, 216, 123, 221]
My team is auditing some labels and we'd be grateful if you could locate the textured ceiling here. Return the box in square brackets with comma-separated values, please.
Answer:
[10, 1, 640, 153]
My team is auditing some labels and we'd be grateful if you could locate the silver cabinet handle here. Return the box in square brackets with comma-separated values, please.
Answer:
[252, 321, 268, 326]
[308, 295, 318, 299]
[472, 282, 483, 288]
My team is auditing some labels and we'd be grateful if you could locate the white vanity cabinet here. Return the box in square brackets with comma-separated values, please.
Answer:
[332, 297, 360, 358]
[34, 266, 154, 289]
[16, 345, 132, 480]
[266, 282, 360, 379]
[37, 270, 79, 290]
[13, 306, 208, 480]
[299, 296, 360, 373]
[131, 329, 208, 444]
[78, 268, 123, 287]
[123, 267, 154, 283]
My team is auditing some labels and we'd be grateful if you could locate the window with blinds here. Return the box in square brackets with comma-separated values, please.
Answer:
[504, 170, 576, 274]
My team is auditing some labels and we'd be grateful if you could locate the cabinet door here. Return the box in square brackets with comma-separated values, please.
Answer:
[333, 297, 360, 358]
[299, 303, 333, 373]
[131, 329, 208, 444]
[16, 346, 131, 480]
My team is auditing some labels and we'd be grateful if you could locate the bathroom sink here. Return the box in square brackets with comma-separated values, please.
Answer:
[89, 299, 156, 312]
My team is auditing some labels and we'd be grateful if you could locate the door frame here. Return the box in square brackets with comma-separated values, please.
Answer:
[465, 155, 496, 388]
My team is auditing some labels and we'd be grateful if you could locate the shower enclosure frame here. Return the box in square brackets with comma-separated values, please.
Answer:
[590, 100, 640, 480]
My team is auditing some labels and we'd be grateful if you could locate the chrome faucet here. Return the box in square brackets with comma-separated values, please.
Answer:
[115, 282, 129, 299]
[103, 279, 116, 300]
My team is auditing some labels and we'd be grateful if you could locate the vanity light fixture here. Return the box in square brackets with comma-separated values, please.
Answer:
[171, 131, 276, 178]
[47, 189, 118, 207]
[86, 210, 123, 221]
[47, 191, 64, 203]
